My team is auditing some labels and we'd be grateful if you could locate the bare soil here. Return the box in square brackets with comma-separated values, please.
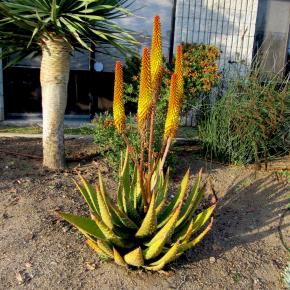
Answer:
[0, 138, 289, 290]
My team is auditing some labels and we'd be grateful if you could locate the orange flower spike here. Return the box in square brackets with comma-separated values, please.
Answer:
[151, 15, 163, 91]
[163, 73, 182, 140]
[174, 44, 184, 102]
[113, 61, 125, 134]
[137, 47, 152, 130]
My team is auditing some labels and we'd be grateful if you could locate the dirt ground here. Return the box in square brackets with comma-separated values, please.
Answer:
[0, 138, 289, 290]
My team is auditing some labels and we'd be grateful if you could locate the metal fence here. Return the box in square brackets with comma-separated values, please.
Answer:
[174, 0, 259, 73]
[174, 0, 260, 126]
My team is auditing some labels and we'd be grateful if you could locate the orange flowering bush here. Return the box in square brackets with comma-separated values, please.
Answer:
[124, 43, 220, 114]
[165, 43, 221, 111]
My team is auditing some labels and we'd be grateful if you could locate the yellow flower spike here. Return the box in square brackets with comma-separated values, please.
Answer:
[151, 15, 163, 91]
[174, 44, 184, 103]
[113, 61, 125, 134]
[163, 73, 182, 140]
[137, 47, 152, 131]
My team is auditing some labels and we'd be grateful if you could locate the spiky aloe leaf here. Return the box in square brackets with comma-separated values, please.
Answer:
[173, 203, 216, 242]
[178, 218, 213, 254]
[78, 175, 100, 214]
[95, 173, 138, 230]
[118, 149, 141, 222]
[177, 219, 194, 243]
[91, 213, 126, 248]
[146, 241, 180, 271]
[113, 247, 127, 266]
[117, 148, 129, 211]
[117, 182, 125, 212]
[143, 261, 166, 271]
[86, 240, 110, 259]
[120, 147, 131, 212]
[96, 185, 113, 229]
[191, 204, 216, 233]
[130, 165, 138, 206]
[135, 193, 157, 238]
[156, 168, 170, 214]
[124, 247, 144, 267]
[157, 169, 190, 228]
[133, 168, 142, 209]
[73, 180, 97, 214]
[97, 240, 114, 258]
[98, 170, 108, 199]
[143, 204, 181, 260]
[108, 201, 138, 229]
[150, 160, 162, 190]
[58, 212, 105, 240]
[175, 170, 203, 227]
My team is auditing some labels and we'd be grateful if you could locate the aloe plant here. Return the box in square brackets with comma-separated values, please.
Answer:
[59, 16, 216, 271]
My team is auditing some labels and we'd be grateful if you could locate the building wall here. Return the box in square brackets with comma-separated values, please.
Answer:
[255, 0, 290, 75]
[174, 0, 259, 74]
[95, 0, 174, 72]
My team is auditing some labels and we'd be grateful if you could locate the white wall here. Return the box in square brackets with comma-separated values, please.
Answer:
[95, 0, 174, 72]
[174, 0, 259, 74]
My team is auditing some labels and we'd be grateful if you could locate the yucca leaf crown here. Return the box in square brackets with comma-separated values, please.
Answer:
[0, 0, 137, 65]
[59, 16, 216, 271]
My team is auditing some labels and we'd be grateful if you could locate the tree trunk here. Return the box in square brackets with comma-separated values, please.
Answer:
[40, 38, 71, 169]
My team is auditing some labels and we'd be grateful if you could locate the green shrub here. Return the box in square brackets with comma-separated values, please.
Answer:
[92, 113, 176, 173]
[93, 113, 139, 172]
[199, 72, 290, 165]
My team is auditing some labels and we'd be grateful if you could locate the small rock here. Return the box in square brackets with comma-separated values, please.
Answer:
[209, 257, 216, 264]
[25, 262, 33, 268]
[15, 272, 24, 284]
[85, 262, 96, 271]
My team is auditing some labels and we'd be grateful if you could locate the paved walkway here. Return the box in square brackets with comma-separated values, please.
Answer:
[0, 133, 93, 139]
[1, 119, 91, 128]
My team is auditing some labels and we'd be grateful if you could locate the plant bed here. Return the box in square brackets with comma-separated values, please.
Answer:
[0, 137, 288, 289]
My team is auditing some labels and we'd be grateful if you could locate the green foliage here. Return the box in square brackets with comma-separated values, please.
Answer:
[93, 113, 140, 173]
[59, 155, 215, 271]
[92, 113, 176, 174]
[0, 0, 137, 65]
[199, 72, 290, 165]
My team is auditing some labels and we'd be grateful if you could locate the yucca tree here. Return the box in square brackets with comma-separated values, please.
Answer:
[0, 0, 137, 169]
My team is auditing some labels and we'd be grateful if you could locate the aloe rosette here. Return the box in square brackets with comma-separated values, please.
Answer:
[59, 153, 215, 270]
[59, 15, 216, 271]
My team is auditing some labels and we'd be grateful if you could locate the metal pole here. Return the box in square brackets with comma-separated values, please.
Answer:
[0, 51, 4, 121]
[169, 0, 178, 63]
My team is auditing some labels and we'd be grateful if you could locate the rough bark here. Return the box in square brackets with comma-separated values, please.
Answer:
[40, 38, 71, 169]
